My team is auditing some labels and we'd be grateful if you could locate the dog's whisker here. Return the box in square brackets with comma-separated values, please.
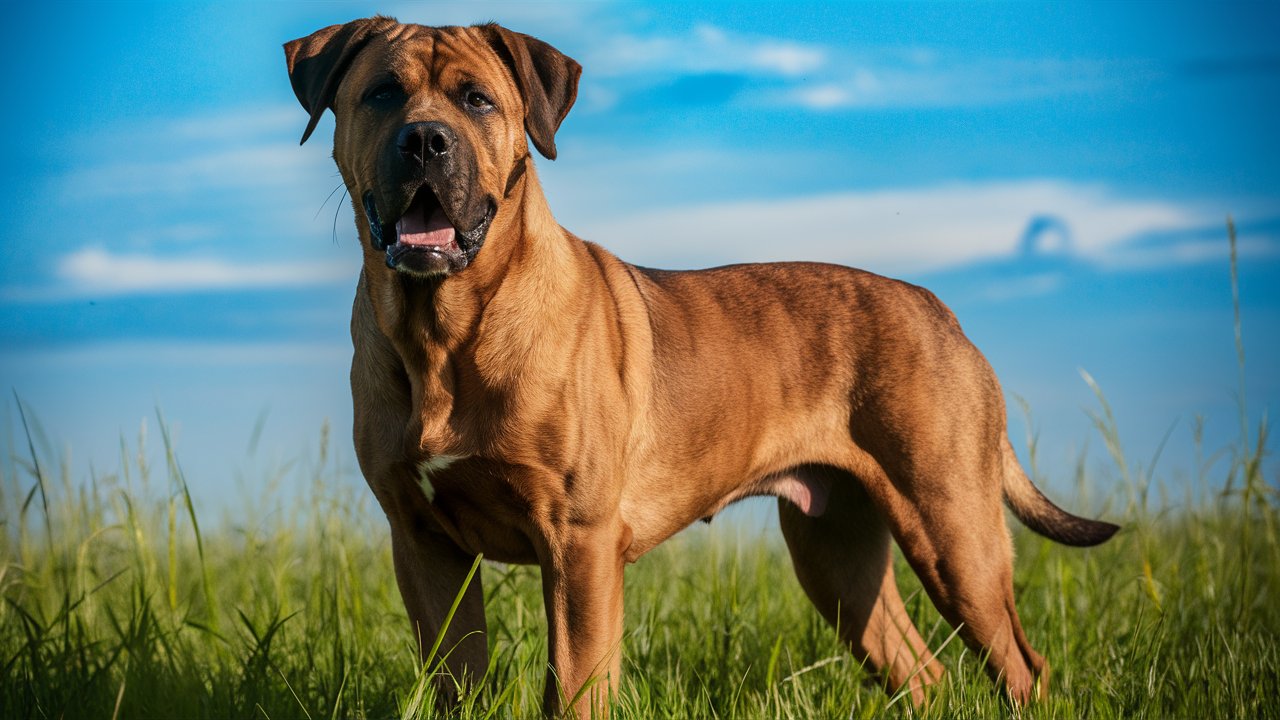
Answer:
[314, 181, 347, 222]
[331, 187, 349, 247]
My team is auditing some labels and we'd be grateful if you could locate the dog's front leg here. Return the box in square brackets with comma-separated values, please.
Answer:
[387, 506, 488, 705]
[351, 306, 488, 708]
[539, 522, 627, 718]
[363, 462, 490, 708]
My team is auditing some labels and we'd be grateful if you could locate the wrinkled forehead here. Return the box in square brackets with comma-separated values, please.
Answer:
[344, 24, 514, 97]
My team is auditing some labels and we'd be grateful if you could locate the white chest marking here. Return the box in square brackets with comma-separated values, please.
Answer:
[417, 455, 460, 502]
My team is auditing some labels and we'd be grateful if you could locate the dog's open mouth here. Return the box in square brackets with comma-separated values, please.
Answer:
[363, 187, 491, 276]
[395, 188, 459, 252]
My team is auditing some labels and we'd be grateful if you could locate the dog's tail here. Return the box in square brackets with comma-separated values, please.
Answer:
[1001, 437, 1119, 547]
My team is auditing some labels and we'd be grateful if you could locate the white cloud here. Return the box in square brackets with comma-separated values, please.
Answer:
[51, 105, 342, 250]
[794, 84, 854, 110]
[977, 273, 1065, 302]
[526, 11, 1141, 112]
[576, 180, 1220, 275]
[63, 141, 333, 201]
[164, 105, 303, 143]
[584, 23, 826, 79]
[778, 56, 1136, 110]
[752, 42, 826, 76]
[40, 247, 350, 298]
[281, 10, 1150, 115]
[385, 1, 598, 35]
[281, 11, 1132, 115]
[1102, 234, 1280, 270]
[7, 103, 358, 301]
[362, 9, 826, 83]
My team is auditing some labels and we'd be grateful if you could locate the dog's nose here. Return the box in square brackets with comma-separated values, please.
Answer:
[397, 122, 455, 163]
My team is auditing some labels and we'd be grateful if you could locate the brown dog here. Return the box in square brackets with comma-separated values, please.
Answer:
[285, 17, 1118, 716]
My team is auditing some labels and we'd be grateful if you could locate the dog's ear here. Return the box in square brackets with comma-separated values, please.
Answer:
[482, 24, 581, 160]
[284, 17, 395, 145]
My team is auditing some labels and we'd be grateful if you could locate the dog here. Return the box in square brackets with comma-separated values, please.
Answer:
[285, 17, 1118, 716]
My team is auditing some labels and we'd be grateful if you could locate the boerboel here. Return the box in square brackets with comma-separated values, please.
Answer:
[285, 16, 1118, 717]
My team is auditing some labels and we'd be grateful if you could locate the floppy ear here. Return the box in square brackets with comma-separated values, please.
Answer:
[284, 17, 395, 145]
[482, 24, 582, 160]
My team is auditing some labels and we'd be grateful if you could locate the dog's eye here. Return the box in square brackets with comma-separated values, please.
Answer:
[465, 90, 494, 111]
[365, 82, 405, 105]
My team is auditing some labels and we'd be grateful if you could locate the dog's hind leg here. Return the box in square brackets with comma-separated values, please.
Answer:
[863, 454, 1048, 705]
[779, 473, 945, 706]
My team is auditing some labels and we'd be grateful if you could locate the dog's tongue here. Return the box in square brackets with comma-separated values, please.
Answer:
[396, 204, 455, 247]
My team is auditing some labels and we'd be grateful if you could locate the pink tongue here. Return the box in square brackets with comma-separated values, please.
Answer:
[396, 205, 455, 247]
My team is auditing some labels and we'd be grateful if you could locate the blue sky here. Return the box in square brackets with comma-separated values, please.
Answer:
[1, 1, 1277, 511]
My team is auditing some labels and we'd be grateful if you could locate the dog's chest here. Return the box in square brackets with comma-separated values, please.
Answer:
[413, 454, 546, 565]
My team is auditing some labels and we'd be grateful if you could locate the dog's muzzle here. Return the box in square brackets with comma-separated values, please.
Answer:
[363, 188, 494, 277]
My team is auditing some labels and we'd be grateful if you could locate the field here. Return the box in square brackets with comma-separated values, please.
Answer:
[1, 389, 1276, 720]
[3, 236, 1278, 719]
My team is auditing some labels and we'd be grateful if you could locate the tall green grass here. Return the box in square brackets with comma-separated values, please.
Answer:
[2, 224, 1276, 718]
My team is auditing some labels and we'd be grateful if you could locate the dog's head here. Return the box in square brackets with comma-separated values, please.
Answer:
[285, 18, 580, 277]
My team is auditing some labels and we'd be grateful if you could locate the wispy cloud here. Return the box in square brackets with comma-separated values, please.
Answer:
[548, 13, 1144, 112]
[0, 247, 350, 300]
[586, 24, 825, 79]
[164, 105, 303, 144]
[284, 9, 1149, 116]
[577, 180, 1235, 275]
[1101, 233, 1280, 269]
[385, 1, 599, 36]
[64, 142, 331, 201]
[774, 56, 1135, 111]
[47, 104, 344, 260]
[387, 5, 828, 81]
[3, 103, 357, 300]
[975, 272, 1066, 302]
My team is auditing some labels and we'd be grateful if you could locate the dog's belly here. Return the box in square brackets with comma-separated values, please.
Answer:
[618, 464, 840, 562]
[419, 451, 838, 564]
[706, 467, 833, 519]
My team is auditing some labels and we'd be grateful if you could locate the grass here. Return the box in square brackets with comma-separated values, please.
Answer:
[2, 414, 1276, 720]
[3, 224, 1277, 719]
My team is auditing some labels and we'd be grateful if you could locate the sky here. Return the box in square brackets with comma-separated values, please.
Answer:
[1, 1, 1277, 515]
